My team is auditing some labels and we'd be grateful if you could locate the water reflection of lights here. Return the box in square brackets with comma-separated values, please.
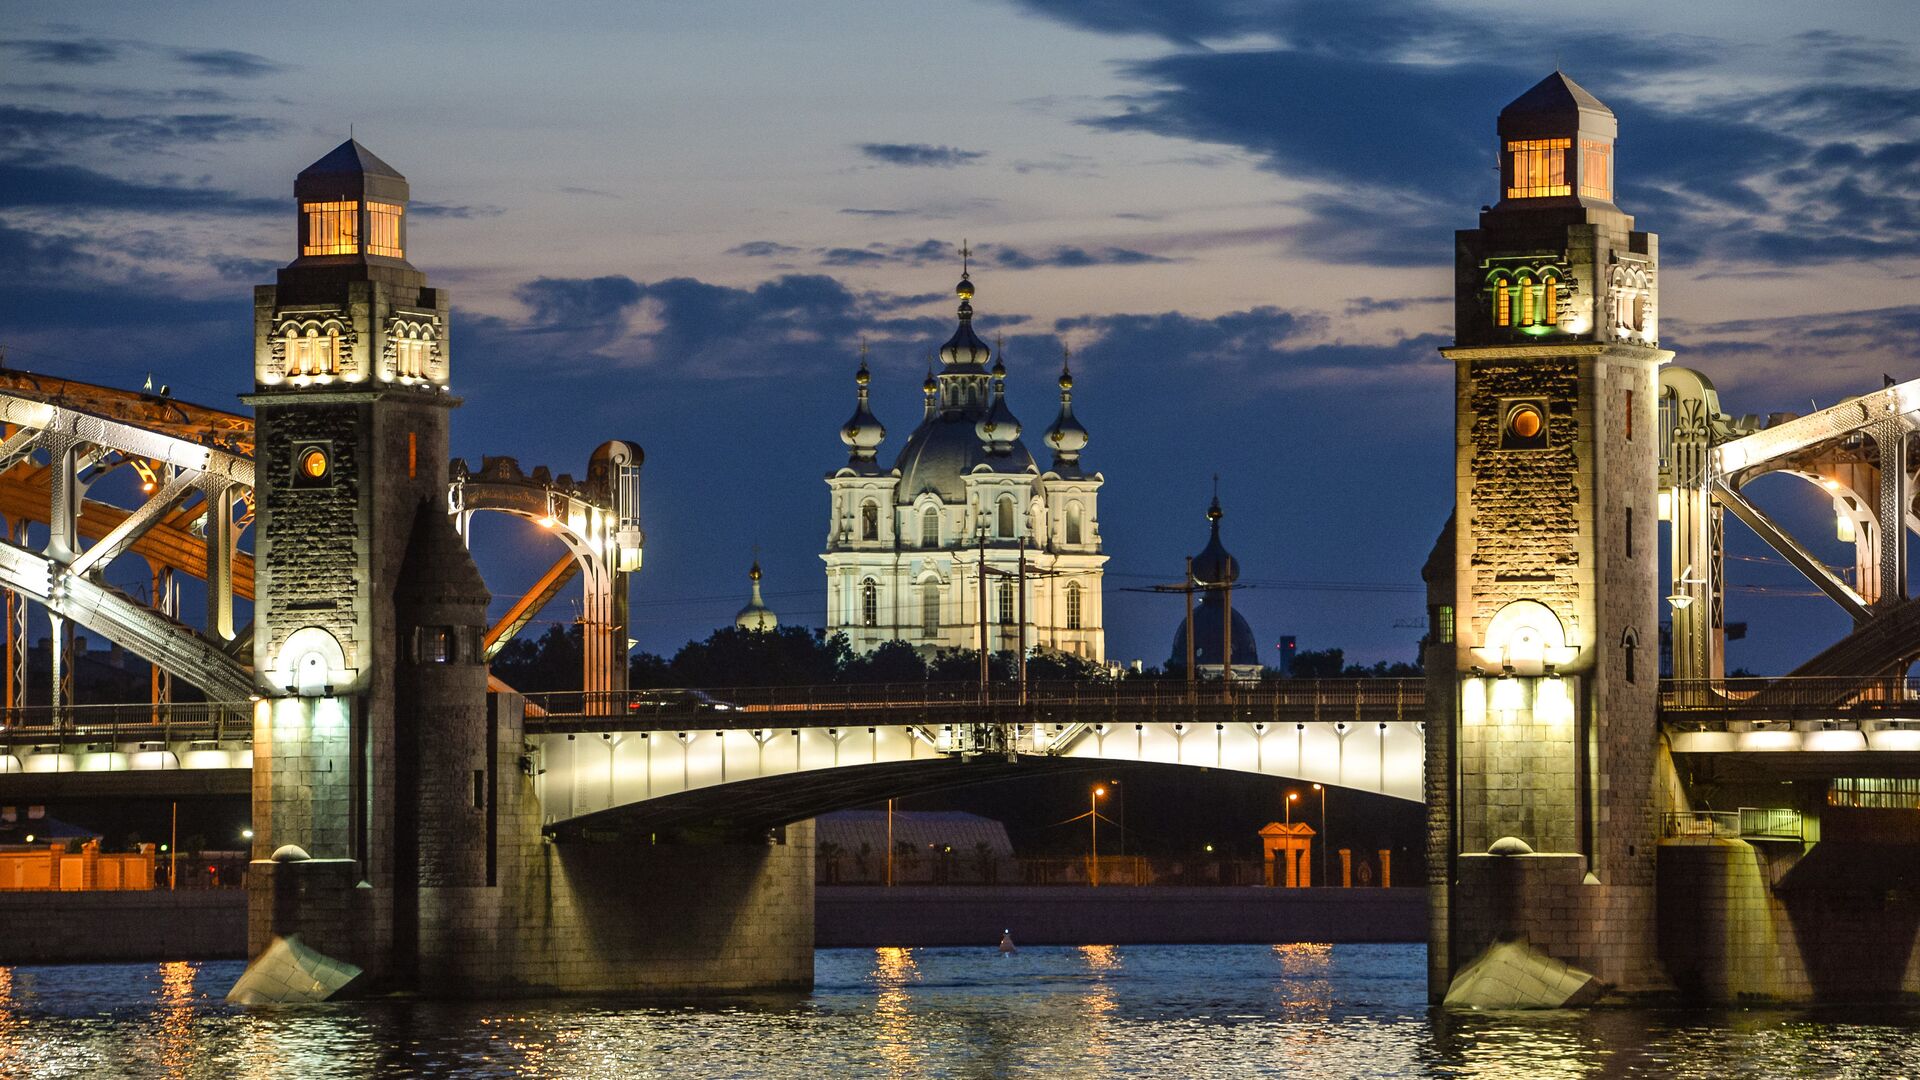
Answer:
[1078, 946, 1120, 1060]
[154, 961, 198, 1078]
[871, 947, 920, 1077]
[1080, 944, 1122, 973]
[1271, 943, 1336, 1014]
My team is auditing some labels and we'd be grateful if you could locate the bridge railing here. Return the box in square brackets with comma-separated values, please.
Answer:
[1661, 677, 1920, 724]
[0, 701, 255, 744]
[523, 678, 1428, 724]
[1660, 807, 1804, 842]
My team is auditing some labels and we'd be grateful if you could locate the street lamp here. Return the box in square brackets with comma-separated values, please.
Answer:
[1312, 783, 1327, 888]
[1090, 785, 1106, 888]
[1285, 790, 1299, 826]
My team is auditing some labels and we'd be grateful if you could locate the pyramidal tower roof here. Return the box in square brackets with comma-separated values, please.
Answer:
[299, 139, 405, 182]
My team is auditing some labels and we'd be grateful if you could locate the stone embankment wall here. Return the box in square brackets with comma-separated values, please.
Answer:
[0, 891, 245, 964]
[816, 886, 1425, 947]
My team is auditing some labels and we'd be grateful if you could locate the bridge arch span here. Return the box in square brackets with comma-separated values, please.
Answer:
[532, 717, 1423, 837]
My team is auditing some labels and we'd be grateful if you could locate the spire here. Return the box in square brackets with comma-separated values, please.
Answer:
[1191, 487, 1239, 588]
[976, 336, 1022, 454]
[939, 240, 991, 370]
[1044, 343, 1089, 472]
[735, 557, 778, 632]
[839, 343, 885, 470]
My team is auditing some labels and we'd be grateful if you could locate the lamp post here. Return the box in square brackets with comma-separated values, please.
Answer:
[1090, 785, 1105, 887]
[1313, 783, 1327, 888]
[1285, 790, 1298, 826]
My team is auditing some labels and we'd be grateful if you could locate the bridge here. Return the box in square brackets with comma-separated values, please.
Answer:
[5, 94, 1920, 1004]
[14, 669, 1920, 814]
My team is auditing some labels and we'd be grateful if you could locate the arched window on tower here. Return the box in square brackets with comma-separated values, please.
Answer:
[1066, 581, 1083, 630]
[1518, 274, 1535, 327]
[861, 579, 878, 627]
[921, 580, 940, 637]
[861, 500, 879, 542]
[1538, 271, 1559, 329]
[1621, 626, 1640, 684]
[303, 327, 320, 375]
[1065, 502, 1083, 545]
[997, 579, 1014, 624]
[325, 326, 341, 375]
[997, 495, 1015, 539]
[921, 506, 940, 548]
[1493, 275, 1512, 327]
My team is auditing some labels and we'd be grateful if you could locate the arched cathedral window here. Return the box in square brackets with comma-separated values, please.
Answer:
[1065, 502, 1083, 545]
[921, 581, 940, 637]
[861, 579, 878, 627]
[997, 495, 1014, 539]
[921, 506, 940, 548]
[997, 579, 1014, 624]
[861, 500, 879, 542]
[1066, 581, 1082, 630]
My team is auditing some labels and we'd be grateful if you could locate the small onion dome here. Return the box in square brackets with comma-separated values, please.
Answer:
[956, 274, 975, 300]
[840, 360, 886, 464]
[735, 561, 778, 632]
[1044, 358, 1089, 467]
[1190, 495, 1239, 587]
[976, 360, 1022, 453]
[922, 366, 939, 417]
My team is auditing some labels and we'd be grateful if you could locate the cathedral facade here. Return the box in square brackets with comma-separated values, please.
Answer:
[822, 266, 1106, 661]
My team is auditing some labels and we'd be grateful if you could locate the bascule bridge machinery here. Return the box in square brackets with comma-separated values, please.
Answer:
[0, 368, 641, 714]
[1663, 368, 1920, 686]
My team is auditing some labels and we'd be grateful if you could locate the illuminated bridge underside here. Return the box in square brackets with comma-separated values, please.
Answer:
[532, 718, 1426, 834]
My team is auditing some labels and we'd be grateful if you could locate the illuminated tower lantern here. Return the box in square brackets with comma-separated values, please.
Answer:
[242, 140, 484, 985]
[1425, 73, 1671, 1003]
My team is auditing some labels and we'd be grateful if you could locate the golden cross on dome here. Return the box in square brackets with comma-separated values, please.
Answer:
[959, 240, 971, 276]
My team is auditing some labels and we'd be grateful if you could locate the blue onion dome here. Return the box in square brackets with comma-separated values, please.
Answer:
[1190, 495, 1239, 587]
[840, 359, 886, 465]
[976, 356, 1023, 453]
[1044, 354, 1089, 467]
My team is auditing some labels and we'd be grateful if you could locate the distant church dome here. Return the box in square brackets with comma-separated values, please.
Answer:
[1169, 495, 1259, 674]
[735, 561, 778, 632]
[893, 271, 1037, 503]
[839, 360, 886, 470]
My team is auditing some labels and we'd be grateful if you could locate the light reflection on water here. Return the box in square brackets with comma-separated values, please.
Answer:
[2, 946, 1920, 1078]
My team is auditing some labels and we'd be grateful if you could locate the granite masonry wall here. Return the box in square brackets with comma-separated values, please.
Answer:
[0, 890, 246, 963]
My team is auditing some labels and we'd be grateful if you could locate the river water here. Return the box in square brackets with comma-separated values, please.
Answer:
[3, 945, 1918, 1078]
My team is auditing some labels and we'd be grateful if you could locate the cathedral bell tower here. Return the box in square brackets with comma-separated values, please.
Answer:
[1426, 73, 1672, 1002]
[241, 140, 476, 985]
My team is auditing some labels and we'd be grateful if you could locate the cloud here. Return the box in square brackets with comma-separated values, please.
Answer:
[3, 38, 118, 66]
[172, 48, 283, 79]
[841, 207, 909, 216]
[990, 245, 1171, 269]
[729, 240, 802, 258]
[858, 142, 987, 167]
[0, 81, 240, 105]
[820, 246, 889, 266]
[0, 159, 280, 215]
[411, 201, 504, 219]
[1345, 295, 1448, 316]
[1668, 305, 1920, 404]
[558, 185, 621, 199]
[0, 104, 279, 154]
[1005, 1, 1920, 269]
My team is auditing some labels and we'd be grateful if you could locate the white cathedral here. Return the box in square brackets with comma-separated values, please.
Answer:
[822, 264, 1107, 661]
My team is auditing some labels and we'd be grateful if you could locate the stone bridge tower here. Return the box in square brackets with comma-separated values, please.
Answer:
[241, 140, 479, 986]
[1425, 73, 1672, 1002]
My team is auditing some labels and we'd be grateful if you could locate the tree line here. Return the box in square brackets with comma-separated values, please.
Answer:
[492, 624, 1419, 693]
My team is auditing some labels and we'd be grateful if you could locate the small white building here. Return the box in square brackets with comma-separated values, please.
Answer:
[822, 266, 1106, 660]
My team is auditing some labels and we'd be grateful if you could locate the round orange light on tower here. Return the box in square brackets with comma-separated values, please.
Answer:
[1506, 403, 1543, 439]
[300, 448, 329, 480]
